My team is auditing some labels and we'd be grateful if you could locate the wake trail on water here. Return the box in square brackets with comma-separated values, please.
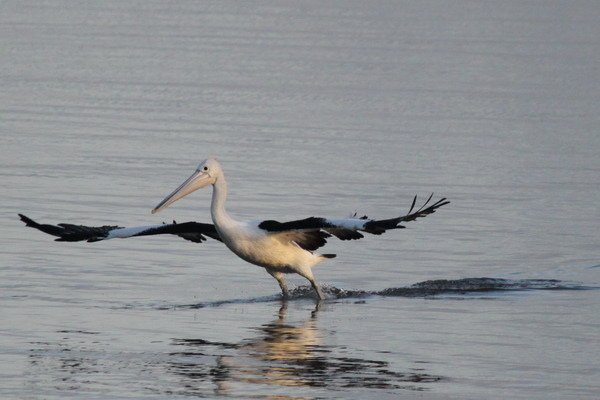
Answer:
[155, 277, 595, 310]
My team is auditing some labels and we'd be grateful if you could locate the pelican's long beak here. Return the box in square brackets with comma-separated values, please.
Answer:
[151, 169, 212, 214]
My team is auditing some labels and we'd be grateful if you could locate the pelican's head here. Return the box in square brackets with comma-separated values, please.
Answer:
[151, 158, 222, 214]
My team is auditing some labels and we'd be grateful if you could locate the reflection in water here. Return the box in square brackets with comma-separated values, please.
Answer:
[25, 304, 441, 398]
[169, 303, 441, 397]
[25, 278, 582, 398]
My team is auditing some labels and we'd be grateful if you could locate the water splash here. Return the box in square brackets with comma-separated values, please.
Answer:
[374, 277, 586, 297]
[168, 277, 594, 310]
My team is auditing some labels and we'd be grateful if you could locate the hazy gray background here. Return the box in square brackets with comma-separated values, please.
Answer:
[1, 1, 599, 399]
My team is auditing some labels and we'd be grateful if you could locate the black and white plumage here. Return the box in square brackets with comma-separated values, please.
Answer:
[18, 214, 220, 243]
[20, 158, 448, 300]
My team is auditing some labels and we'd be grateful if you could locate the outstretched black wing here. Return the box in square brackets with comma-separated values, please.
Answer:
[19, 214, 221, 244]
[257, 194, 449, 252]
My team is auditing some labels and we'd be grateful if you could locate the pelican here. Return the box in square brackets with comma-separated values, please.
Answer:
[19, 158, 448, 300]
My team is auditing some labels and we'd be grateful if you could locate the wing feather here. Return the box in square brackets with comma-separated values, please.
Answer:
[19, 214, 221, 244]
[257, 194, 449, 248]
[324, 228, 364, 240]
[272, 230, 332, 252]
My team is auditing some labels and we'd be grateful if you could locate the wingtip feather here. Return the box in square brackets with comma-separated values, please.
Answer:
[18, 213, 37, 227]
[407, 195, 417, 215]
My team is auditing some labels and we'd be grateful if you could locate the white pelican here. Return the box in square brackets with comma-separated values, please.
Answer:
[20, 158, 448, 300]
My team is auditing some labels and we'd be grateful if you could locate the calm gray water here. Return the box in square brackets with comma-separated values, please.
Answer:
[1, 1, 599, 399]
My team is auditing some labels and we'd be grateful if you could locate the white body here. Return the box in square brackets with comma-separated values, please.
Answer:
[217, 219, 325, 271]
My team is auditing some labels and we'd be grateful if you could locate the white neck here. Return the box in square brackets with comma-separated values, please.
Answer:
[210, 174, 236, 231]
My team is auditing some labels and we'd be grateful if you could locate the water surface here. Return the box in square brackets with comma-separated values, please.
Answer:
[1, 1, 599, 399]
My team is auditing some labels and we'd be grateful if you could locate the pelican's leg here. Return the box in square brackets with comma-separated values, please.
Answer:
[309, 278, 326, 301]
[267, 269, 290, 299]
[296, 268, 326, 301]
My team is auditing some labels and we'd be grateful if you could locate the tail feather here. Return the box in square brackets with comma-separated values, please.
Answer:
[320, 253, 336, 259]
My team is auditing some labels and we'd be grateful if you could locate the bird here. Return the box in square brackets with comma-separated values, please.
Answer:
[19, 158, 449, 300]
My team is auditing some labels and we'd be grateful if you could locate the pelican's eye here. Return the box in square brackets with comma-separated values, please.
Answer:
[203, 166, 209, 171]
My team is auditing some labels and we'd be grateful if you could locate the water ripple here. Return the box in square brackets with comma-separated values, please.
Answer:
[164, 277, 595, 310]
